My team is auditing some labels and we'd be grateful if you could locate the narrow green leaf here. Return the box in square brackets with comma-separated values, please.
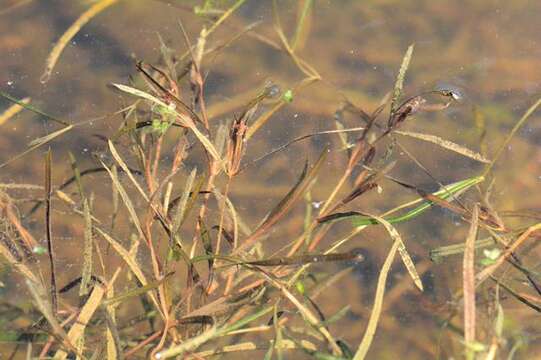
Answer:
[350, 175, 484, 227]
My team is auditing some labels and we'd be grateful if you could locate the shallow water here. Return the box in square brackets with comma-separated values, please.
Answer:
[1, 1, 540, 358]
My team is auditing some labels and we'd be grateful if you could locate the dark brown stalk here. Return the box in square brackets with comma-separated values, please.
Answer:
[238, 248, 364, 267]
[44, 148, 58, 314]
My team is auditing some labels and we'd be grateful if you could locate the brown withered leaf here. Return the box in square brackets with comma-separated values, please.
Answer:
[387, 96, 426, 131]
[235, 148, 328, 253]
[226, 116, 248, 176]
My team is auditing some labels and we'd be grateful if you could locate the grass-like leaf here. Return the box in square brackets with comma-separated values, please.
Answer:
[110, 83, 223, 164]
[390, 44, 414, 114]
[353, 232, 401, 359]
[101, 161, 145, 239]
[0, 125, 73, 169]
[483, 97, 541, 177]
[53, 283, 106, 360]
[108, 140, 149, 201]
[40, 0, 119, 83]
[395, 130, 490, 163]
[79, 198, 93, 296]
[237, 148, 327, 253]
[463, 204, 479, 354]
[361, 214, 423, 291]
[0, 96, 30, 125]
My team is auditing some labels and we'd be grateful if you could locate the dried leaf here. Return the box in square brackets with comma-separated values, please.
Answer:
[390, 44, 414, 114]
[353, 227, 402, 359]
[44, 148, 58, 313]
[100, 161, 144, 240]
[236, 148, 327, 253]
[172, 168, 197, 233]
[79, 198, 93, 296]
[366, 214, 422, 291]
[108, 140, 149, 201]
[53, 284, 106, 360]
[463, 205, 479, 346]
[395, 130, 490, 163]
[41, 0, 119, 83]
[111, 83, 223, 164]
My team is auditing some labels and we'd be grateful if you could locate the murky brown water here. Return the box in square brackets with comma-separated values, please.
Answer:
[1, 1, 540, 358]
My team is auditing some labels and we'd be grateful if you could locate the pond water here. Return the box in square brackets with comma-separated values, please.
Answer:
[0, 1, 540, 359]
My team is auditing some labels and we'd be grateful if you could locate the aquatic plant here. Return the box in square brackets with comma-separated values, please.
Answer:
[0, 1, 540, 359]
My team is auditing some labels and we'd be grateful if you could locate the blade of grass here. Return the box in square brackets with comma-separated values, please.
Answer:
[111, 164, 119, 230]
[0, 91, 69, 125]
[272, 305, 284, 360]
[94, 226, 162, 316]
[201, 0, 248, 38]
[259, 272, 342, 355]
[236, 249, 364, 267]
[44, 148, 58, 314]
[272, 2, 320, 78]
[390, 44, 414, 115]
[40, 0, 119, 83]
[25, 279, 75, 354]
[353, 234, 400, 359]
[79, 198, 93, 296]
[363, 214, 423, 291]
[53, 283, 106, 360]
[429, 236, 497, 262]
[291, 0, 313, 51]
[482, 97, 541, 177]
[155, 325, 218, 359]
[172, 168, 197, 233]
[108, 140, 149, 202]
[236, 148, 327, 253]
[213, 190, 243, 248]
[0, 96, 30, 125]
[491, 276, 541, 313]
[111, 83, 223, 164]
[321, 175, 483, 226]
[395, 130, 490, 163]
[157, 305, 274, 358]
[463, 205, 479, 357]
[0, 125, 73, 169]
[102, 273, 172, 306]
[0, 0, 33, 16]
[68, 152, 85, 196]
[100, 161, 144, 240]
[190, 339, 318, 358]
[105, 277, 120, 360]
[476, 222, 541, 284]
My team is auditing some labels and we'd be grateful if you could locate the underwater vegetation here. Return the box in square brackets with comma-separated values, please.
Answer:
[0, 1, 540, 359]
